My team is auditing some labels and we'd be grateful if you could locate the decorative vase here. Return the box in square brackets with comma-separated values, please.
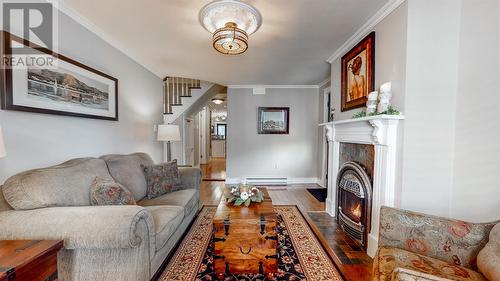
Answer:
[366, 91, 378, 115]
[377, 82, 392, 113]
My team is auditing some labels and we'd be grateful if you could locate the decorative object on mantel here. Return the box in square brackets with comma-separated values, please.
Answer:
[366, 90, 379, 115]
[0, 31, 118, 121]
[0, 125, 5, 158]
[199, 0, 262, 55]
[341, 32, 375, 112]
[353, 106, 401, 119]
[258, 107, 289, 134]
[225, 185, 264, 206]
[354, 81, 400, 118]
[377, 82, 392, 113]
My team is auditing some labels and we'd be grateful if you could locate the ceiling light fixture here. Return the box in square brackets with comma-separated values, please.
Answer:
[212, 98, 225, 104]
[199, 0, 262, 55]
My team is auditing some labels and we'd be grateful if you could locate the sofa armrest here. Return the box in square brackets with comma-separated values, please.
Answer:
[0, 205, 155, 251]
[178, 167, 202, 190]
[477, 222, 500, 281]
[378, 206, 498, 269]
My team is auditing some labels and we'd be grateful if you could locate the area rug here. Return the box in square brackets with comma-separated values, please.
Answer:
[160, 206, 342, 281]
[306, 188, 328, 202]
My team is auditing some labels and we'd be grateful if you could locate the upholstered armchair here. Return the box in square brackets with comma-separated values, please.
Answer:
[373, 206, 500, 281]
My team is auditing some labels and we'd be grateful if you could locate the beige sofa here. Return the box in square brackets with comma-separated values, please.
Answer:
[373, 206, 500, 281]
[0, 153, 201, 281]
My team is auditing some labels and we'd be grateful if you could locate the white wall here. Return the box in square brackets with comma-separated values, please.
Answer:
[451, 0, 500, 222]
[401, 0, 462, 217]
[330, 2, 408, 121]
[227, 87, 319, 182]
[0, 12, 163, 183]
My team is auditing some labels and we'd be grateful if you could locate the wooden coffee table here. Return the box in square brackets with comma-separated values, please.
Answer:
[0, 240, 63, 281]
[212, 188, 278, 277]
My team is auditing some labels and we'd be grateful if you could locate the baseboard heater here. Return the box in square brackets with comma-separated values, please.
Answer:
[244, 177, 288, 185]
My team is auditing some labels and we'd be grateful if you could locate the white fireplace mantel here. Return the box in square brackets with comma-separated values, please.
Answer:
[319, 114, 404, 257]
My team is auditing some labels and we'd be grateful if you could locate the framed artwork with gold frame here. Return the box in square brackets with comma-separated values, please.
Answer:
[341, 32, 375, 112]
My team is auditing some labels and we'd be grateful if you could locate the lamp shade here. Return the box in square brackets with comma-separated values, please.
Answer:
[0, 126, 5, 158]
[157, 124, 181, 142]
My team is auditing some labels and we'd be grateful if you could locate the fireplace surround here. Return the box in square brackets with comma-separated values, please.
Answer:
[320, 114, 404, 257]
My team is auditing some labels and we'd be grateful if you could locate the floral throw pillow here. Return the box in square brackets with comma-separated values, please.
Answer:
[90, 177, 136, 206]
[142, 160, 182, 199]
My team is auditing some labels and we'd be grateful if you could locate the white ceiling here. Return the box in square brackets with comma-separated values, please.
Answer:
[61, 0, 389, 86]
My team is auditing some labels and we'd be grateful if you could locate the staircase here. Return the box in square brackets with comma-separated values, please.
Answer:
[163, 77, 213, 124]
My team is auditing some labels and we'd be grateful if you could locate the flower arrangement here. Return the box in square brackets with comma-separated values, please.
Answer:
[225, 184, 264, 207]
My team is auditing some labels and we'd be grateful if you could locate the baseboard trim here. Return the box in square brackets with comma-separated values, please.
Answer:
[225, 177, 320, 185]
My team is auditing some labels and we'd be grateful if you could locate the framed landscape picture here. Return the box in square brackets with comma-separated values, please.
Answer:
[341, 32, 375, 112]
[258, 107, 289, 134]
[1, 32, 118, 121]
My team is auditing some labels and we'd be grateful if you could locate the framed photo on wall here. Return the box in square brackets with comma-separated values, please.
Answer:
[1, 31, 119, 121]
[258, 107, 289, 134]
[341, 32, 375, 112]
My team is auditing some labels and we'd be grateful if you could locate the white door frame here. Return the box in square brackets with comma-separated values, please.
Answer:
[320, 87, 331, 187]
[182, 116, 195, 166]
[199, 107, 208, 165]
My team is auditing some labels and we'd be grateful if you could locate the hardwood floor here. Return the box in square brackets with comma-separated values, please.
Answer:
[199, 159, 372, 281]
[200, 158, 226, 181]
[200, 181, 324, 211]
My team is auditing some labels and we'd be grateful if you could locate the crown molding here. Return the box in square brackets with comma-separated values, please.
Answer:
[228, 85, 319, 89]
[57, 2, 163, 78]
[326, 0, 406, 63]
[318, 78, 331, 88]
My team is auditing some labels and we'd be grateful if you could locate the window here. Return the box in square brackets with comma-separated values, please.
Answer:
[216, 124, 226, 139]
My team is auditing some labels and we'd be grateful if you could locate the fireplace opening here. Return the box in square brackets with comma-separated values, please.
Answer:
[336, 161, 372, 248]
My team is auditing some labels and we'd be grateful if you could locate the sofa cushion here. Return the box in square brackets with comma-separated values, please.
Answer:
[2, 158, 112, 210]
[100, 153, 154, 201]
[373, 246, 487, 281]
[138, 189, 199, 216]
[90, 177, 136, 206]
[477, 223, 500, 281]
[379, 206, 497, 269]
[144, 205, 184, 251]
[142, 160, 181, 199]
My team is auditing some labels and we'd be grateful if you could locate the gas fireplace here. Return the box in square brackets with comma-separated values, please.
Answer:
[336, 161, 372, 247]
[321, 115, 404, 256]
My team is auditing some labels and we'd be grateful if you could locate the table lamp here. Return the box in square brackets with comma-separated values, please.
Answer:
[157, 124, 180, 162]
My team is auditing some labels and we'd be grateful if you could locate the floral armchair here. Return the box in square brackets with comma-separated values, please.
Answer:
[373, 206, 499, 281]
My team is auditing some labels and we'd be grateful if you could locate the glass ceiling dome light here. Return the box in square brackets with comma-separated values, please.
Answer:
[199, 0, 262, 55]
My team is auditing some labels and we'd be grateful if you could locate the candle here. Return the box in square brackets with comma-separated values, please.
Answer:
[367, 90, 379, 100]
[380, 82, 392, 93]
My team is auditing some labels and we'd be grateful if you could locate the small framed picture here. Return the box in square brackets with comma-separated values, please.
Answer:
[258, 107, 289, 134]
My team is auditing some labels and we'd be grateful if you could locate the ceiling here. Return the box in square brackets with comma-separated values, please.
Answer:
[62, 0, 389, 85]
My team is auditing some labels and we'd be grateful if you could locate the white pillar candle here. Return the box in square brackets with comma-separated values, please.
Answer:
[380, 82, 392, 93]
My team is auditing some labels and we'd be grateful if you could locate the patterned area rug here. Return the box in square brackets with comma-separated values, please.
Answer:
[160, 206, 342, 281]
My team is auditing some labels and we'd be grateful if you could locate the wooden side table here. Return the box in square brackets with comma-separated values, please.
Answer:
[0, 240, 63, 281]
